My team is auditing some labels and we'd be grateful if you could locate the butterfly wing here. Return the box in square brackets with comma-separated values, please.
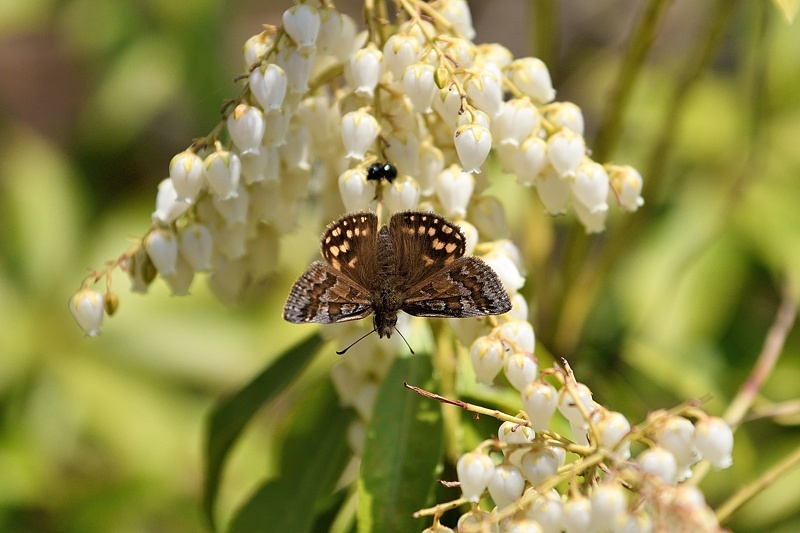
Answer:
[283, 261, 374, 324]
[320, 212, 380, 291]
[389, 211, 467, 290]
[401, 256, 512, 318]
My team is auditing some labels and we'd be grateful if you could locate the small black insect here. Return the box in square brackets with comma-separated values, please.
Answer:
[366, 162, 398, 183]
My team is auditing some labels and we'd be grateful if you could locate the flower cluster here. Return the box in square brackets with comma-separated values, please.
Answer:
[69, 0, 643, 339]
[423, 365, 733, 533]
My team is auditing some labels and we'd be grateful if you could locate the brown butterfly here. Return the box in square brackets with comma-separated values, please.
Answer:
[283, 211, 512, 346]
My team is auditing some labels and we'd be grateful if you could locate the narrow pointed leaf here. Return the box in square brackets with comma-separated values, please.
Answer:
[357, 353, 444, 533]
[228, 378, 353, 533]
[203, 332, 325, 530]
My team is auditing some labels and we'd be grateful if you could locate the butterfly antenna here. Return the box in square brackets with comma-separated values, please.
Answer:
[394, 327, 415, 355]
[336, 328, 377, 355]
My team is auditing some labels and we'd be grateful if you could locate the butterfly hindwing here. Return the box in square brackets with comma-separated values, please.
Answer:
[401, 256, 512, 318]
[283, 261, 374, 324]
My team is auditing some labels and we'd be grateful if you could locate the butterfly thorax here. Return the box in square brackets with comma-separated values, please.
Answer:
[373, 226, 401, 337]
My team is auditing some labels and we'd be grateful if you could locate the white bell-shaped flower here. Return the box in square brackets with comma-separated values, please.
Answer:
[212, 222, 248, 260]
[384, 131, 420, 176]
[465, 70, 503, 118]
[262, 108, 290, 147]
[435, 165, 474, 219]
[163, 254, 194, 296]
[572, 159, 609, 214]
[333, 13, 359, 63]
[547, 129, 585, 176]
[168, 150, 204, 202]
[544, 101, 585, 135]
[417, 142, 444, 196]
[213, 184, 250, 226]
[345, 44, 384, 99]
[507, 293, 529, 322]
[341, 109, 380, 160]
[487, 464, 525, 509]
[522, 380, 558, 432]
[203, 150, 241, 200]
[492, 98, 540, 147]
[638, 446, 678, 485]
[444, 37, 475, 68]
[456, 451, 495, 503]
[508, 57, 556, 104]
[590, 483, 627, 533]
[281, 124, 312, 171]
[69, 289, 105, 336]
[403, 63, 437, 113]
[276, 45, 314, 94]
[573, 199, 608, 234]
[557, 382, 594, 426]
[178, 222, 213, 272]
[504, 352, 538, 392]
[534, 166, 571, 215]
[563, 495, 592, 533]
[526, 489, 564, 533]
[152, 178, 191, 225]
[282, 4, 320, 51]
[239, 147, 271, 185]
[515, 135, 549, 186]
[383, 176, 420, 213]
[227, 104, 264, 156]
[496, 320, 535, 354]
[482, 249, 525, 294]
[609, 165, 645, 212]
[498, 421, 534, 467]
[470, 335, 506, 385]
[598, 411, 631, 460]
[655, 416, 700, 481]
[694, 416, 733, 469]
[433, 85, 462, 127]
[250, 64, 287, 112]
[439, 0, 476, 40]
[520, 447, 560, 486]
[144, 227, 179, 276]
[454, 123, 492, 173]
[384, 33, 420, 79]
[338, 168, 373, 212]
[316, 8, 342, 55]
[242, 33, 270, 68]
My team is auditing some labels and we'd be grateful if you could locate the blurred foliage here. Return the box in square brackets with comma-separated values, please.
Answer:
[1, 0, 799, 532]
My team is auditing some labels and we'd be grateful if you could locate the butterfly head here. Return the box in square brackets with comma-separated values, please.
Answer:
[373, 310, 397, 338]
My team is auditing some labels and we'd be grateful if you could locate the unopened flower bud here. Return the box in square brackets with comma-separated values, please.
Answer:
[168, 151, 204, 202]
[69, 288, 105, 336]
[144, 228, 179, 276]
[470, 335, 506, 384]
[456, 451, 495, 503]
[341, 109, 380, 160]
[547, 129, 585, 177]
[282, 4, 320, 51]
[508, 57, 555, 104]
[250, 64, 287, 112]
[227, 104, 265, 156]
[454, 123, 492, 173]
[204, 150, 241, 200]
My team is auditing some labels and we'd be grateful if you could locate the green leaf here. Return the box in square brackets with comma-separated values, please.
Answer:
[357, 353, 444, 533]
[227, 378, 354, 533]
[203, 332, 325, 531]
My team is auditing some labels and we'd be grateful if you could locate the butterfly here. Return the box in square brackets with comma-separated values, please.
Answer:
[283, 211, 512, 344]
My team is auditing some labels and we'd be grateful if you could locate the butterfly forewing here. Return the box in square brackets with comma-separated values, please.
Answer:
[320, 212, 379, 291]
[389, 211, 466, 290]
[283, 261, 373, 324]
[401, 256, 512, 318]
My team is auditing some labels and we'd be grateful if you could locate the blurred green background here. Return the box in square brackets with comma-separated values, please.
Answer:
[1, 0, 799, 531]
